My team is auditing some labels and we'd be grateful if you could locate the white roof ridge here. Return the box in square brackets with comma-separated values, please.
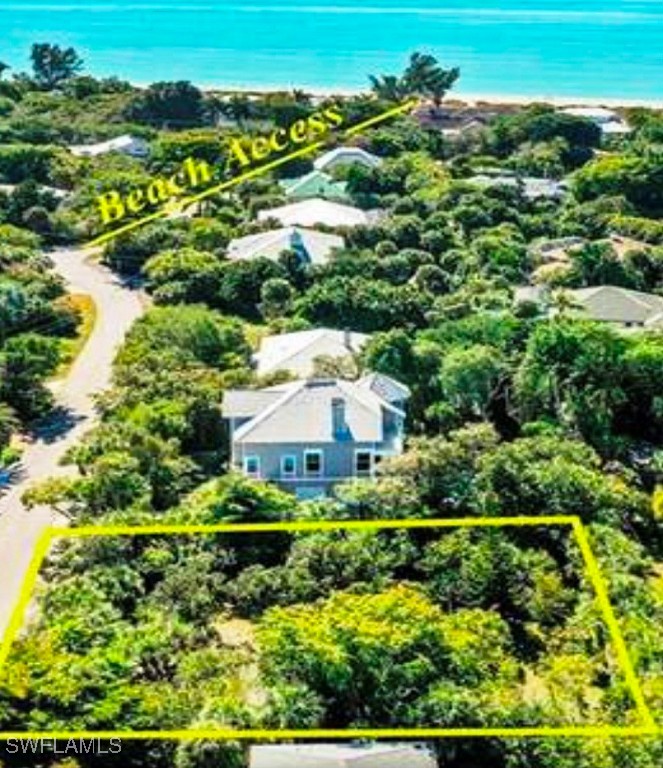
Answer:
[249, 227, 297, 256]
[271, 328, 329, 370]
[233, 225, 321, 260]
[319, 145, 377, 155]
[233, 380, 306, 442]
[257, 328, 369, 375]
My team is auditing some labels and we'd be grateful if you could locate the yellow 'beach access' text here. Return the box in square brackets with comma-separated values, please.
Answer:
[95, 104, 345, 227]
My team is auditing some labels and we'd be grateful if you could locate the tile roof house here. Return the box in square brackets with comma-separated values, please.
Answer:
[222, 374, 410, 498]
[250, 743, 436, 768]
[281, 170, 350, 203]
[514, 284, 663, 329]
[314, 146, 382, 173]
[254, 328, 370, 377]
[68, 134, 149, 158]
[227, 226, 344, 266]
[258, 199, 383, 228]
[413, 104, 493, 137]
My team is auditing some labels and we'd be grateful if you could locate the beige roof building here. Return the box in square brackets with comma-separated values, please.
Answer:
[570, 286, 663, 328]
[254, 328, 370, 377]
[515, 284, 663, 329]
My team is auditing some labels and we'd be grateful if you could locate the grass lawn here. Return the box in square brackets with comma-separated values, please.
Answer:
[53, 293, 97, 380]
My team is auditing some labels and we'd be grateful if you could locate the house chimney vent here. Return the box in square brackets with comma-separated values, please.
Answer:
[332, 397, 347, 439]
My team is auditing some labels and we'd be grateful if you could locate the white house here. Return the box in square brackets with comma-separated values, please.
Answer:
[254, 328, 370, 377]
[258, 199, 383, 228]
[559, 106, 632, 138]
[314, 146, 382, 173]
[559, 106, 620, 125]
[469, 174, 568, 200]
[227, 226, 344, 266]
[0, 183, 70, 200]
[68, 134, 149, 158]
[250, 743, 436, 768]
[223, 374, 409, 498]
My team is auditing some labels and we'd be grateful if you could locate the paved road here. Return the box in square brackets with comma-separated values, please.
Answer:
[0, 247, 145, 639]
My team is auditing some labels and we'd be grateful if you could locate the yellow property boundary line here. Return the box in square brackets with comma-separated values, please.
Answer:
[0, 515, 659, 741]
[87, 99, 418, 248]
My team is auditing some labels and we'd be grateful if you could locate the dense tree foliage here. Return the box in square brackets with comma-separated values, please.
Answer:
[0, 227, 78, 463]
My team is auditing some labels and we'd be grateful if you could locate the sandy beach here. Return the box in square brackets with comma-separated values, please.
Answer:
[196, 83, 663, 110]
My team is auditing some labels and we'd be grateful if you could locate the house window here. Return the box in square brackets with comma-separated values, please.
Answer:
[281, 455, 297, 479]
[243, 455, 260, 478]
[304, 450, 323, 477]
[355, 451, 373, 477]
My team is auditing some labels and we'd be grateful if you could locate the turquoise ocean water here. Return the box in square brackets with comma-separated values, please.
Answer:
[1, 0, 662, 99]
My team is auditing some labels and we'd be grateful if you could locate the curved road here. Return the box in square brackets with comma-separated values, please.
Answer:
[0, 247, 145, 639]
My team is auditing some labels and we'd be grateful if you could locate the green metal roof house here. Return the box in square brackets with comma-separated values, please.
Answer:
[281, 170, 350, 202]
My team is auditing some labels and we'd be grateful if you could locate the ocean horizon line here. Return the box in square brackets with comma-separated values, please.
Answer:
[125, 79, 663, 109]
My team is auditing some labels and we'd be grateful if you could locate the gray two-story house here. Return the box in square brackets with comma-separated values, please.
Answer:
[222, 374, 409, 499]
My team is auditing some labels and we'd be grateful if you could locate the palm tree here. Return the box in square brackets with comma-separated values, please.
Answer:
[221, 94, 254, 128]
[0, 62, 10, 80]
[403, 52, 460, 107]
[369, 52, 460, 107]
[368, 74, 408, 103]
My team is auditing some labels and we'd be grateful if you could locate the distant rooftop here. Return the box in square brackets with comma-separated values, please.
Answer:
[560, 105, 620, 121]
[68, 134, 149, 158]
[250, 742, 436, 768]
[255, 328, 370, 376]
[258, 199, 383, 228]
[227, 226, 344, 265]
[559, 106, 632, 134]
[314, 146, 382, 172]
[469, 174, 568, 200]
[514, 284, 663, 328]
[281, 170, 350, 202]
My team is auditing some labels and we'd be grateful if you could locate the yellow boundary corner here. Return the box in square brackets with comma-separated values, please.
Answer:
[0, 515, 659, 741]
[86, 99, 419, 248]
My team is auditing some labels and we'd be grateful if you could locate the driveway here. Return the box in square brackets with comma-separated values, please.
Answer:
[0, 247, 145, 639]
